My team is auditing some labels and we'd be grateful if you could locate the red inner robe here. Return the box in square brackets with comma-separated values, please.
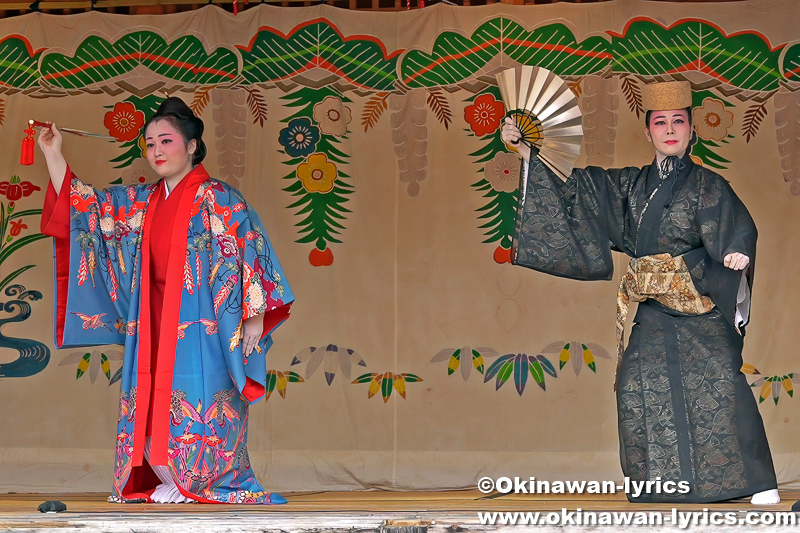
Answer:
[43, 172, 195, 499]
[42, 167, 288, 503]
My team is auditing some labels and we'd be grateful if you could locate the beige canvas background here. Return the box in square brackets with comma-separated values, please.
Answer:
[0, 0, 798, 494]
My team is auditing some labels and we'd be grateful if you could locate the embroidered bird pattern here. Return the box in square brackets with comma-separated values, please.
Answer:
[71, 312, 112, 331]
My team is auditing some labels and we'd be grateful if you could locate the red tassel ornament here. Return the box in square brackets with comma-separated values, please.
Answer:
[20, 120, 35, 166]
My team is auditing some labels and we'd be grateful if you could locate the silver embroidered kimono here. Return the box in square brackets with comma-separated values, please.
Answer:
[513, 154, 777, 503]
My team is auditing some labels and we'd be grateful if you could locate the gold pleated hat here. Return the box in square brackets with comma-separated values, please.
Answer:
[641, 81, 692, 111]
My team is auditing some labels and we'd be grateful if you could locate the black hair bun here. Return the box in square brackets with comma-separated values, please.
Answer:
[156, 96, 195, 119]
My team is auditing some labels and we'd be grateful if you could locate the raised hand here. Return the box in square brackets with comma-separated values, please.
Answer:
[500, 117, 531, 162]
[37, 122, 62, 157]
[36, 122, 68, 194]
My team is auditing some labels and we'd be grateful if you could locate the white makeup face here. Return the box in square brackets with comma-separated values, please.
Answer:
[144, 119, 196, 182]
[644, 109, 692, 160]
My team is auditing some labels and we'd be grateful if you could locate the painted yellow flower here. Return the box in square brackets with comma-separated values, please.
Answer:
[297, 153, 338, 193]
[692, 97, 734, 141]
[313, 96, 352, 137]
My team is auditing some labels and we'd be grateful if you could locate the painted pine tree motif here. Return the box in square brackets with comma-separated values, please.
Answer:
[279, 87, 354, 267]
[610, 20, 785, 93]
[464, 87, 519, 264]
[39, 33, 238, 92]
[400, 19, 610, 89]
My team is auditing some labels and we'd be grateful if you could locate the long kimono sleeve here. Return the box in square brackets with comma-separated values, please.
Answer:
[689, 169, 757, 328]
[40, 168, 138, 348]
[511, 156, 635, 280]
[220, 192, 294, 404]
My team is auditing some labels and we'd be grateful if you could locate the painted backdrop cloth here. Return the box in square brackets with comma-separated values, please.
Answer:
[41, 164, 294, 504]
[512, 154, 777, 503]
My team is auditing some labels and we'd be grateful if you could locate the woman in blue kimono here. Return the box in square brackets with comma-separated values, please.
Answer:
[501, 81, 779, 505]
[39, 98, 294, 504]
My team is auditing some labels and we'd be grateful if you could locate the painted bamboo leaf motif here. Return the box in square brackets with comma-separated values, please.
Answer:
[484, 353, 557, 395]
[59, 349, 123, 383]
[0, 37, 41, 91]
[611, 20, 783, 92]
[352, 371, 422, 401]
[239, 22, 399, 91]
[749, 373, 799, 405]
[400, 20, 611, 89]
[265, 369, 305, 400]
[431, 346, 498, 381]
[381, 373, 394, 402]
[291, 344, 367, 384]
[40, 33, 238, 90]
[542, 340, 609, 376]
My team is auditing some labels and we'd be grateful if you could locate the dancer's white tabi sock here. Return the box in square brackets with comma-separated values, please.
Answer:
[750, 489, 780, 505]
[144, 437, 195, 504]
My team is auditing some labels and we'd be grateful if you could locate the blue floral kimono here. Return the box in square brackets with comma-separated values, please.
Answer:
[41, 164, 294, 504]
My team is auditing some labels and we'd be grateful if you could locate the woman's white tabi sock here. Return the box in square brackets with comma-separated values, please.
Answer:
[750, 489, 780, 505]
[144, 437, 195, 504]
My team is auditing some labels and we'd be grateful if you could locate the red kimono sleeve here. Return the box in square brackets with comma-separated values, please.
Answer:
[40, 168, 73, 347]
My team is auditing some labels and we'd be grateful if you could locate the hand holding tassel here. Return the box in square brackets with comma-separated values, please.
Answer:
[36, 121, 63, 161]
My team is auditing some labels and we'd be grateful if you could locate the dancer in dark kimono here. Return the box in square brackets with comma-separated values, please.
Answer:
[501, 80, 779, 504]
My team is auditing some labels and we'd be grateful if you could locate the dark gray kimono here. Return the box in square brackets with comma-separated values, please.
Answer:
[513, 153, 777, 503]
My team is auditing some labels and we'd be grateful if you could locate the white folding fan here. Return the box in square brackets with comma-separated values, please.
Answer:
[495, 66, 583, 179]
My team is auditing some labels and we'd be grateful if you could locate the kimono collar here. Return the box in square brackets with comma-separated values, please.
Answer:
[161, 164, 210, 198]
[651, 151, 695, 209]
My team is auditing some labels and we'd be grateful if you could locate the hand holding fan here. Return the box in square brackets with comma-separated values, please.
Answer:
[495, 66, 583, 179]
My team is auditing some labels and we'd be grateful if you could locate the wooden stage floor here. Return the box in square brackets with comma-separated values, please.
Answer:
[1, 490, 798, 532]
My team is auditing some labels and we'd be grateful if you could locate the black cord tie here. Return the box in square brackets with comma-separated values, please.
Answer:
[660, 155, 685, 209]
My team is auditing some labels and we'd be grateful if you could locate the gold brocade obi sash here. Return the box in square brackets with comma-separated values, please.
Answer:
[614, 253, 715, 390]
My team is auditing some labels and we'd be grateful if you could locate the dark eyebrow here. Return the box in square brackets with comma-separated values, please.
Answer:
[144, 133, 175, 140]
